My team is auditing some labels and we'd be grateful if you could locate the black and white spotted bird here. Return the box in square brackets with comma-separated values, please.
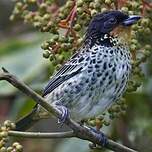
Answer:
[16, 11, 141, 139]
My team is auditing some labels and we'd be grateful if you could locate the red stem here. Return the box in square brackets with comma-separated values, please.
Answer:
[64, 1, 76, 23]
[69, 5, 77, 27]
[37, 0, 44, 5]
[115, 0, 127, 9]
[142, 0, 152, 8]
[141, 0, 152, 16]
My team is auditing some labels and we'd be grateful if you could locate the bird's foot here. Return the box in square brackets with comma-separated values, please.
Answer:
[57, 105, 69, 124]
[90, 127, 108, 147]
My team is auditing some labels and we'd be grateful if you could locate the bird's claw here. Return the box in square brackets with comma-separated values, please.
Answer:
[90, 127, 108, 147]
[96, 131, 108, 147]
[57, 106, 69, 124]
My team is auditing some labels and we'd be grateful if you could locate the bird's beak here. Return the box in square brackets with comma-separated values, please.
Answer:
[122, 15, 141, 26]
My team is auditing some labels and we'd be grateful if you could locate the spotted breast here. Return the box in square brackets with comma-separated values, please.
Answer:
[43, 33, 131, 121]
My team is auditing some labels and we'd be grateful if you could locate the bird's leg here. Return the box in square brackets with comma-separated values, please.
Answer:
[89, 127, 108, 148]
[53, 103, 69, 124]
[78, 118, 107, 147]
[81, 121, 107, 148]
[88, 118, 107, 148]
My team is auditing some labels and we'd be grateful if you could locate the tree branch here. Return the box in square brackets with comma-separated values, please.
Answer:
[0, 68, 138, 152]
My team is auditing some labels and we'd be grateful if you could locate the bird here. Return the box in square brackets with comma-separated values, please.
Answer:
[15, 10, 141, 145]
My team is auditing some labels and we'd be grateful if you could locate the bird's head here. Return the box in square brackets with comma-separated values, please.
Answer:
[87, 10, 141, 37]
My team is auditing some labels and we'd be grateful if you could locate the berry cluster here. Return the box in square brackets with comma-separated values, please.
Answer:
[0, 120, 23, 152]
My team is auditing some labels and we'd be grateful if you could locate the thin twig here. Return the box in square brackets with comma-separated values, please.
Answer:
[0, 68, 138, 152]
[8, 130, 75, 139]
[8, 130, 137, 152]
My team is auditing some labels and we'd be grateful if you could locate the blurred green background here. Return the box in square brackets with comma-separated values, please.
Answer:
[0, 0, 152, 152]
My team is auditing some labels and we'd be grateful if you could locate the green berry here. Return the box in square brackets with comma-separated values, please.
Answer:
[103, 120, 110, 126]
[43, 51, 50, 58]
[66, 1, 73, 8]
[27, 0, 36, 3]
[33, 22, 41, 28]
[47, 39, 55, 45]
[16, 2, 23, 9]
[7, 147, 13, 152]
[13, 142, 20, 148]
[121, 7, 128, 13]
[104, 0, 112, 5]
[59, 36, 66, 43]
[145, 44, 151, 51]
[43, 14, 50, 20]
[130, 44, 137, 50]
[77, 0, 83, 7]
[0, 140, 5, 148]
[96, 115, 104, 120]
[9, 15, 15, 21]
[94, 2, 100, 10]
[89, 2, 95, 8]
[68, 37, 74, 43]
[16, 145, 23, 152]
[131, 39, 138, 45]
[91, 9, 97, 16]
[141, 18, 150, 26]
[77, 38, 83, 45]
[132, 24, 138, 30]
[109, 114, 115, 119]
[120, 110, 126, 115]
[108, 108, 113, 113]
[10, 123, 16, 130]
[4, 120, 11, 128]
[88, 120, 96, 126]
[74, 24, 81, 31]
[145, 50, 151, 57]
[39, 3, 47, 10]
[101, 8, 107, 13]
[77, 8, 83, 15]
[57, 55, 64, 63]
[41, 42, 49, 50]
[121, 104, 128, 110]
[49, 55, 54, 62]
[144, 28, 151, 33]
[0, 147, 6, 152]
[53, 35, 59, 41]
[0, 132, 8, 138]
[131, 2, 139, 8]
[128, 11, 134, 15]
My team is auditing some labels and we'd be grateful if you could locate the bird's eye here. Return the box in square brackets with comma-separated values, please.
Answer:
[108, 18, 116, 24]
[103, 17, 117, 31]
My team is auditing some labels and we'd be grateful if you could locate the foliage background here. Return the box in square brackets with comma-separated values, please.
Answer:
[0, 0, 152, 152]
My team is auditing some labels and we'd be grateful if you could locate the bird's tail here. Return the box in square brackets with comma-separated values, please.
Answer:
[15, 107, 39, 131]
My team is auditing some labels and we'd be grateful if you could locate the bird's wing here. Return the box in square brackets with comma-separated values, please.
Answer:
[42, 48, 87, 97]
